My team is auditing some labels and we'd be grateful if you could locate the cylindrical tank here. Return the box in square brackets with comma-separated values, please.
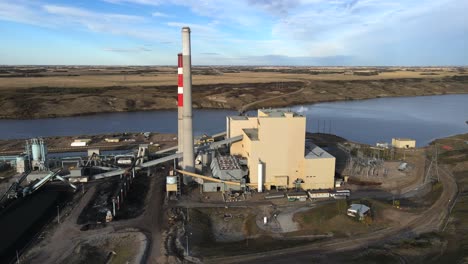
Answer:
[41, 142, 48, 161]
[166, 176, 177, 184]
[31, 143, 41, 161]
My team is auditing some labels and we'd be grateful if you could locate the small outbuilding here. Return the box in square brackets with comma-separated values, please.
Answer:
[347, 204, 370, 220]
[392, 138, 416, 149]
[105, 137, 120, 143]
[376, 142, 390, 149]
[71, 138, 91, 147]
[286, 191, 308, 201]
[308, 190, 330, 199]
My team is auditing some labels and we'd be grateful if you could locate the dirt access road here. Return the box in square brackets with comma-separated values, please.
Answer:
[239, 85, 306, 113]
[207, 165, 457, 264]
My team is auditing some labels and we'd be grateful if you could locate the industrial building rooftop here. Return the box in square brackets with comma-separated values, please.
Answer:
[216, 155, 241, 170]
[230, 116, 249, 120]
[259, 109, 302, 118]
[305, 143, 334, 159]
[243, 128, 259, 141]
[210, 155, 246, 182]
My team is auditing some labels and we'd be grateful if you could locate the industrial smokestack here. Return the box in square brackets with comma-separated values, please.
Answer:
[177, 53, 184, 166]
[182, 27, 195, 180]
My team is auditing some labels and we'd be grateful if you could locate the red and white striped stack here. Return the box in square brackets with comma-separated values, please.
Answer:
[177, 53, 184, 158]
[177, 53, 183, 107]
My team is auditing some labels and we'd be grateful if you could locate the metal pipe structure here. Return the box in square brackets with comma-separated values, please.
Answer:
[177, 53, 184, 166]
[176, 169, 241, 186]
[182, 27, 195, 181]
[176, 169, 257, 187]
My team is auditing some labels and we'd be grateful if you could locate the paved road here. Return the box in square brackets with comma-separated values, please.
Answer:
[206, 163, 458, 264]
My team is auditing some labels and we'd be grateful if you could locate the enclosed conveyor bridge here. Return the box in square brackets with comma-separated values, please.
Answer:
[91, 134, 242, 180]
[23, 169, 77, 196]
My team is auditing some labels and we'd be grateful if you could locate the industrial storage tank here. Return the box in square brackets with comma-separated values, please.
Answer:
[31, 141, 41, 161]
[41, 142, 48, 159]
[16, 155, 28, 173]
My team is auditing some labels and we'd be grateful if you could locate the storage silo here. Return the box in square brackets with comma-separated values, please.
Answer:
[29, 138, 47, 171]
[16, 155, 28, 173]
[40, 138, 47, 162]
[31, 138, 41, 161]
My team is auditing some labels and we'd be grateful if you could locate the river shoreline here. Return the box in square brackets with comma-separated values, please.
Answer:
[1, 73, 467, 120]
[0, 94, 466, 146]
[0, 91, 466, 120]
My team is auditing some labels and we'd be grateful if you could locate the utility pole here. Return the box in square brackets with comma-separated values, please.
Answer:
[57, 205, 60, 224]
[425, 144, 440, 183]
[435, 144, 440, 182]
[186, 235, 189, 256]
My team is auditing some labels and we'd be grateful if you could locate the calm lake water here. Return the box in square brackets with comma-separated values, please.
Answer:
[0, 94, 466, 146]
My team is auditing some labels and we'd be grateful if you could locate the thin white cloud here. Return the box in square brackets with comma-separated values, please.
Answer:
[0, 1, 56, 27]
[0, 2, 175, 43]
[104, 47, 152, 52]
[152, 11, 170, 17]
[247, 0, 301, 16]
[166, 21, 217, 33]
[269, 0, 452, 57]
[103, 0, 163, 6]
[43, 5, 144, 22]
[42, 4, 177, 43]
[102, 0, 264, 27]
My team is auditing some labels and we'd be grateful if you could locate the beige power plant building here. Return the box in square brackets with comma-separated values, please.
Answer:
[227, 109, 335, 191]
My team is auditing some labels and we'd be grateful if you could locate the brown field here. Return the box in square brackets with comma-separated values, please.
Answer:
[0, 66, 467, 119]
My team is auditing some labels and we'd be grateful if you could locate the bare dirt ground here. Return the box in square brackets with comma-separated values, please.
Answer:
[0, 66, 467, 119]
[21, 164, 169, 264]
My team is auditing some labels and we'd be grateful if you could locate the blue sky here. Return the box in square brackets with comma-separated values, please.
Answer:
[0, 0, 466, 66]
